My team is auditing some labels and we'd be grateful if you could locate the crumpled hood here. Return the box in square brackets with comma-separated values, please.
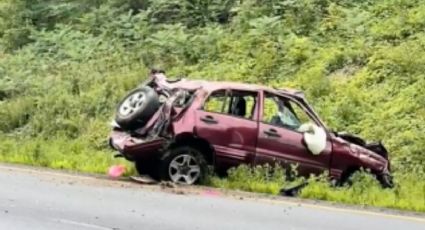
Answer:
[335, 132, 389, 159]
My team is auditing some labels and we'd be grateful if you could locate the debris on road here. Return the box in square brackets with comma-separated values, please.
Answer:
[108, 165, 126, 179]
[201, 189, 222, 197]
[280, 182, 309, 197]
[129, 175, 157, 184]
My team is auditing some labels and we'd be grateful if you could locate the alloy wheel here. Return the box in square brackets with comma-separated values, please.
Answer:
[168, 154, 201, 185]
[119, 92, 145, 117]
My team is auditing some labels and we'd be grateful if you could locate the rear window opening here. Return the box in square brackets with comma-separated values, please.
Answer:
[173, 90, 196, 108]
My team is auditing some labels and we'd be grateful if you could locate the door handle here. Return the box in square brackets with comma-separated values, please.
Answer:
[264, 128, 281, 138]
[200, 115, 218, 124]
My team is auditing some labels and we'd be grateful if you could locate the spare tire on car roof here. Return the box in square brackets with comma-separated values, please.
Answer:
[115, 86, 160, 130]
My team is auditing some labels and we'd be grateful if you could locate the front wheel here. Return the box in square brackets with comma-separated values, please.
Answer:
[377, 173, 394, 188]
[159, 146, 208, 185]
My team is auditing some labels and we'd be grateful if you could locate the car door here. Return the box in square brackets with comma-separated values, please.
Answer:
[195, 89, 259, 169]
[255, 91, 332, 177]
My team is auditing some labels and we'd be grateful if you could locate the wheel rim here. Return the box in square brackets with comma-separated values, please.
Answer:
[168, 154, 201, 185]
[119, 91, 145, 117]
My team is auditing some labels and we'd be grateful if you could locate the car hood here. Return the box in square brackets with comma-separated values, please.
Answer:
[333, 132, 389, 160]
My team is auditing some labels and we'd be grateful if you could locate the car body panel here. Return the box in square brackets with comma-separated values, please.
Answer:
[195, 110, 258, 168]
[256, 122, 332, 176]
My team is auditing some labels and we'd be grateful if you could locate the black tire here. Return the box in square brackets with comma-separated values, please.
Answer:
[377, 173, 394, 189]
[159, 146, 208, 185]
[339, 170, 394, 189]
[337, 168, 358, 187]
[115, 86, 160, 130]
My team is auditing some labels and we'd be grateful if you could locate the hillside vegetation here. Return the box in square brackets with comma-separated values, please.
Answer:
[0, 0, 424, 211]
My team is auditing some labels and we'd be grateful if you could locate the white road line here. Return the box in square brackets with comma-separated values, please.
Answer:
[53, 218, 113, 230]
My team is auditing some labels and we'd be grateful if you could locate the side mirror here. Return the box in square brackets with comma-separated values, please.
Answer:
[299, 123, 327, 155]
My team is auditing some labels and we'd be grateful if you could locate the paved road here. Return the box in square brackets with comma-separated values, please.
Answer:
[0, 165, 424, 230]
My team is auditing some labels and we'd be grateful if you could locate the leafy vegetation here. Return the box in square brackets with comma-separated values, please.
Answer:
[209, 165, 425, 212]
[301, 172, 425, 212]
[0, 0, 424, 212]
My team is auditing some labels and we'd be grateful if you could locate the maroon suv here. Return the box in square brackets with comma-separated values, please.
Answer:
[109, 72, 392, 187]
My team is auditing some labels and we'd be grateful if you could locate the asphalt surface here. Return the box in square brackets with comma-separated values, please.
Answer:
[0, 165, 424, 230]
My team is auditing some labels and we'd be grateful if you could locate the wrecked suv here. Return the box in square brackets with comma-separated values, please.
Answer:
[109, 71, 393, 187]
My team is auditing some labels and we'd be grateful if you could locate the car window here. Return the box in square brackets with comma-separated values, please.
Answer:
[203, 90, 229, 113]
[203, 90, 257, 120]
[244, 96, 256, 119]
[262, 93, 313, 131]
[287, 100, 311, 125]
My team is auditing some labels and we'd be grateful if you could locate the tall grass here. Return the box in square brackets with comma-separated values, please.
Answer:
[0, 135, 133, 175]
[208, 165, 425, 213]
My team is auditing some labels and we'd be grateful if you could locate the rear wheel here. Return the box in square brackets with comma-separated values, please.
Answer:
[159, 146, 208, 185]
[115, 86, 160, 130]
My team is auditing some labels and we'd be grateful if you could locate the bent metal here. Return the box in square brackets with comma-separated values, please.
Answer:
[109, 71, 393, 188]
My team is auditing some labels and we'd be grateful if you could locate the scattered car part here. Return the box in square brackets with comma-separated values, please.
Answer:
[279, 181, 309, 197]
[130, 175, 158, 184]
[108, 165, 126, 178]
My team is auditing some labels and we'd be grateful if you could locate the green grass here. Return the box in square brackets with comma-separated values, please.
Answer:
[0, 136, 134, 175]
[208, 165, 288, 195]
[208, 165, 425, 213]
[300, 173, 425, 213]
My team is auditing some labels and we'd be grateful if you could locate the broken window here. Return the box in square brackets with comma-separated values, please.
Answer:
[203, 89, 257, 120]
[262, 93, 314, 131]
[203, 90, 230, 114]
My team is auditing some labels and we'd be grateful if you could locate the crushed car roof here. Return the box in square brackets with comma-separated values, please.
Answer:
[171, 79, 305, 98]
